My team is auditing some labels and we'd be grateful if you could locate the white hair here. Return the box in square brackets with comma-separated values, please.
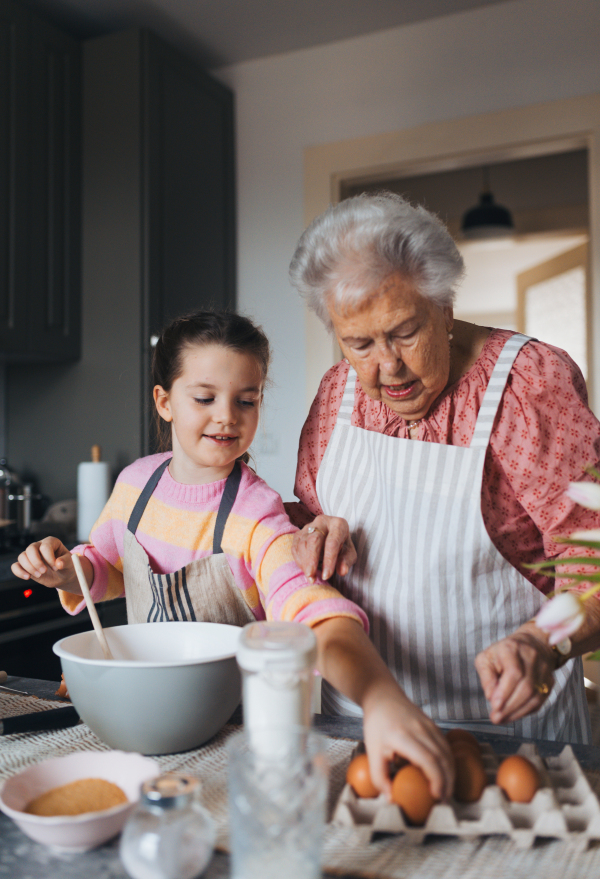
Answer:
[289, 192, 464, 331]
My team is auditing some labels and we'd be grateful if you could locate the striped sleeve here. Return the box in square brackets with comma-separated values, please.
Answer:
[223, 470, 369, 632]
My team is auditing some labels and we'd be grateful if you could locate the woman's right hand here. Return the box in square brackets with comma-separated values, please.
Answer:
[292, 514, 357, 581]
[11, 537, 83, 595]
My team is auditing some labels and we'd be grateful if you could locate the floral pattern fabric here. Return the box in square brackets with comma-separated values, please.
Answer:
[291, 329, 600, 595]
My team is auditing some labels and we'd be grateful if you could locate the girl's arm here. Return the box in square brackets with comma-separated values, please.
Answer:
[313, 616, 454, 801]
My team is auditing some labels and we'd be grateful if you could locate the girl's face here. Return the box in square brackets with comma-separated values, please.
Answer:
[154, 343, 263, 485]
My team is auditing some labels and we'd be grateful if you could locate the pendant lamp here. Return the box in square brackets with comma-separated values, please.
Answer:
[461, 167, 515, 240]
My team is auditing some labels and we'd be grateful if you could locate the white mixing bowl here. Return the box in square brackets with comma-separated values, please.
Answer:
[53, 622, 242, 754]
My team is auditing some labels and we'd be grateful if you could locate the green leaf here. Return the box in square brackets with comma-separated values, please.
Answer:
[555, 537, 600, 551]
[553, 556, 600, 568]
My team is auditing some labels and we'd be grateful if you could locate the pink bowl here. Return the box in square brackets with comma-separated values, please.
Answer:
[0, 750, 159, 851]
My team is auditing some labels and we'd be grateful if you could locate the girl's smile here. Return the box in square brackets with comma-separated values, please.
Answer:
[153, 344, 263, 485]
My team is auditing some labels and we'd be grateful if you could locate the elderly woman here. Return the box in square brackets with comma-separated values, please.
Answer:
[288, 192, 600, 758]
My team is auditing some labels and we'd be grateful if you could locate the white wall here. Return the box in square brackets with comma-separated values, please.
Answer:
[213, 0, 600, 500]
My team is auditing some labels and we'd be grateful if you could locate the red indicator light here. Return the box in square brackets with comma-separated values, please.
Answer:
[23, 589, 33, 598]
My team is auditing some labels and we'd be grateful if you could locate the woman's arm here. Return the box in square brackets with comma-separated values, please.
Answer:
[476, 341, 600, 723]
[475, 598, 600, 725]
[313, 616, 454, 801]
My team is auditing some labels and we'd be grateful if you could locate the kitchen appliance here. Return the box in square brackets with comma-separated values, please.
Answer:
[0, 459, 41, 549]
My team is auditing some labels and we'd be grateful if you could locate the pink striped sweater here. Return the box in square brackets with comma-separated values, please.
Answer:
[60, 454, 368, 631]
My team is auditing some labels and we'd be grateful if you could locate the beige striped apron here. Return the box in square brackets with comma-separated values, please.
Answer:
[317, 333, 591, 742]
[123, 458, 256, 627]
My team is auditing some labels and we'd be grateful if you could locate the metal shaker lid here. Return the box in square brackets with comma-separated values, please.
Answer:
[140, 773, 200, 810]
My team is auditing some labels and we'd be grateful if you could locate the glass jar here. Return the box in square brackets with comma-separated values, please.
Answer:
[120, 773, 215, 879]
[236, 621, 317, 758]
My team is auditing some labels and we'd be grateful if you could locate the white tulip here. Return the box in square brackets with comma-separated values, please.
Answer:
[569, 528, 600, 542]
[535, 591, 586, 645]
[567, 481, 600, 510]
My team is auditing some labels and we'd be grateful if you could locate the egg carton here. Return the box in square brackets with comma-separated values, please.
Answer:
[332, 742, 600, 850]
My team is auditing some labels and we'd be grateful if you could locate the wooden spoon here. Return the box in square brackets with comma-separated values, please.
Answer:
[71, 554, 114, 660]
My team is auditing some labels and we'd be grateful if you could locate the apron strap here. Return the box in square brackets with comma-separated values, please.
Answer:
[337, 365, 357, 426]
[470, 333, 533, 450]
[127, 457, 171, 534]
[212, 461, 243, 554]
[127, 457, 243, 553]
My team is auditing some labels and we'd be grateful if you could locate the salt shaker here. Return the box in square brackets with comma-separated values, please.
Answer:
[120, 773, 215, 879]
[236, 621, 317, 758]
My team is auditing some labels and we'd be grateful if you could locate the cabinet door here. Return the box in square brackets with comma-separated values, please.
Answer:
[143, 30, 236, 339]
[0, 0, 29, 355]
[27, 14, 81, 361]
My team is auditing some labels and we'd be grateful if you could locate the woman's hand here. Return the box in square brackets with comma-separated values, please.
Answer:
[11, 538, 87, 596]
[292, 515, 357, 581]
[475, 624, 556, 725]
[362, 680, 455, 802]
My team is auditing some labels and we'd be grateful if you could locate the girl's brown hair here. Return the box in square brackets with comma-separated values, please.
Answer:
[152, 310, 271, 462]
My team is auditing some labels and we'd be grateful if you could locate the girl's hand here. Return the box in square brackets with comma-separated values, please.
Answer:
[362, 681, 455, 802]
[11, 538, 83, 595]
[475, 627, 556, 725]
[292, 515, 357, 581]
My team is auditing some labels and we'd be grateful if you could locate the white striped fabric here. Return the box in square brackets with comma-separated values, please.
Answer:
[317, 334, 591, 743]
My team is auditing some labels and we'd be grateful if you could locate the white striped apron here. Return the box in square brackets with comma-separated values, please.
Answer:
[317, 333, 591, 743]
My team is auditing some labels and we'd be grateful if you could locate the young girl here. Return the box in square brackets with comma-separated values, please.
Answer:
[12, 310, 454, 800]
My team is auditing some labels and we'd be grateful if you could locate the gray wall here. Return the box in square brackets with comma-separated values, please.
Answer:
[7, 33, 144, 502]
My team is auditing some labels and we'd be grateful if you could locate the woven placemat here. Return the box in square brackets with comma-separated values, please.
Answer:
[3, 693, 600, 879]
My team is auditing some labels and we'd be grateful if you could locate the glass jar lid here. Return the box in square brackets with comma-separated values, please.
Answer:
[236, 621, 317, 674]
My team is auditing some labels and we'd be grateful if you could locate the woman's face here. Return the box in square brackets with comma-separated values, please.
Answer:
[328, 274, 454, 422]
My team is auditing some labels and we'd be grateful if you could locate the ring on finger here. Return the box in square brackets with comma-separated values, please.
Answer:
[307, 526, 325, 537]
[534, 682, 550, 696]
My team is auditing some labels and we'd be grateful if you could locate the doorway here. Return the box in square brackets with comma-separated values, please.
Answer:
[341, 148, 590, 396]
[302, 94, 600, 413]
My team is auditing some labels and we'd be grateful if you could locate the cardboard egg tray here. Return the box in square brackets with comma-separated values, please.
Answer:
[332, 742, 600, 850]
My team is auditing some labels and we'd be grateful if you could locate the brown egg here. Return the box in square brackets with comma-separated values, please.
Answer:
[496, 755, 540, 803]
[446, 728, 481, 755]
[452, 744, 487, 803]
[346, 753, 379, 798]
[391, 764, 438, 825]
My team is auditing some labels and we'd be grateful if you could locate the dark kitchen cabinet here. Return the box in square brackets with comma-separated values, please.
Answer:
[83, 29, 236, 453]
[142, 31, 236, 448]
[0, 0, 81, 362]
[143, 31, 236, 338]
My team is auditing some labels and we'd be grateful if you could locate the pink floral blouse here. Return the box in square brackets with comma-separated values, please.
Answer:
[290, 329, 600, 595]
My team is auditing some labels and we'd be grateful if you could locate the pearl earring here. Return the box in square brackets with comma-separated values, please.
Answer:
[448, 332, 454, 341]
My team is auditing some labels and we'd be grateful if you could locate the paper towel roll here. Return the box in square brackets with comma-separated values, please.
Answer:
[77, 460, 111, 543]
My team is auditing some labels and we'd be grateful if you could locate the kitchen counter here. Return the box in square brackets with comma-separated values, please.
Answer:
[3, 678, 600, 879]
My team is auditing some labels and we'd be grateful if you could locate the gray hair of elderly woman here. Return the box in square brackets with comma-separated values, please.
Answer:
[289, 192, 465, 332]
